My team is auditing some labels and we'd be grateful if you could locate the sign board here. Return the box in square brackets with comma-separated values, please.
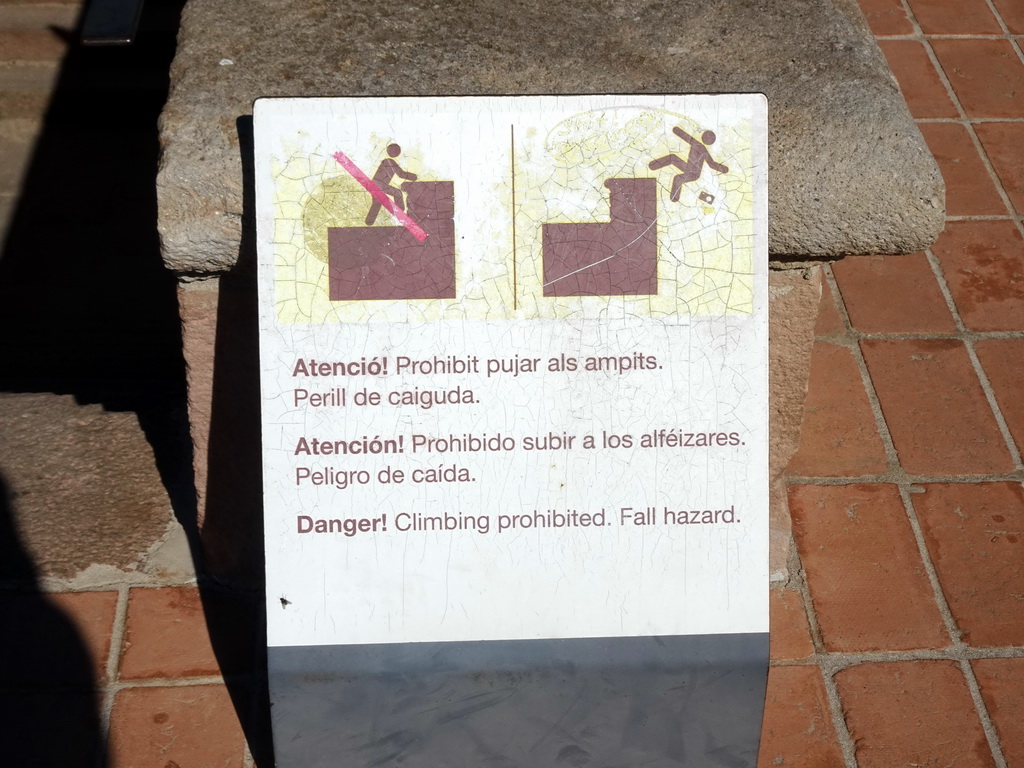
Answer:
[255, 94, 768, 766]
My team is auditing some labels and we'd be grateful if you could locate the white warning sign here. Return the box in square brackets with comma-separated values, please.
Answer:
[254, 94, 768, 648]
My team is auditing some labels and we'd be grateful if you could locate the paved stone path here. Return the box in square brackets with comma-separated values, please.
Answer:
[3, 0, 1024, 765]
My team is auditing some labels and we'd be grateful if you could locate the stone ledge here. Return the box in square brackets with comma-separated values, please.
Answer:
[157, 0, 944, 276]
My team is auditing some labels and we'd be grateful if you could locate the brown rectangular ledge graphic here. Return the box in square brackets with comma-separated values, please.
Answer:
[542, 177, 658, 297]
[328, 181, 455, 301]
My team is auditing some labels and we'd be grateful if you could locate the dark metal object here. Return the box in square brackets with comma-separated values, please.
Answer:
[81, 0, 145, 45]
[269, 632, 769, 767]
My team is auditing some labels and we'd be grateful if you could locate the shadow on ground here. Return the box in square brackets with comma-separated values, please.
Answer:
[0, 473, 105, 767]
[0, 2, 272, 763]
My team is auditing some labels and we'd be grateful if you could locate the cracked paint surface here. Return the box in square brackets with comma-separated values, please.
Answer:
[266, 97, 755, 325]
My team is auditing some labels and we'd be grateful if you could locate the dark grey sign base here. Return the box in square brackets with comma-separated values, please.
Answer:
[268, 633, 768, 767]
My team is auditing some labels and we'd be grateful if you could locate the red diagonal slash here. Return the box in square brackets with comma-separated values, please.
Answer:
[332, 151, 428, 242]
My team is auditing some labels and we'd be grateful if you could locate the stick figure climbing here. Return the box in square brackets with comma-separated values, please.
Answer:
[329, 147, 454, 300]
[365, 143, 418, 225]
[649, 127, 729, 202]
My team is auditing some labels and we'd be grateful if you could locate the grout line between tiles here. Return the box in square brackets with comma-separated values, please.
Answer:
[962, 340, 1024, 469]
[962, 126, 1024, 238]
[95, 584, 129, 768]
[924, 246, 1024, 469]
[887, 33, 1011, 40]
[945, 213, 1022, 221]
[916, 24, 1024, 233]
[892, 483, 1010, 768]
[845, 329, 1024, 341]
[791, 554, 824, 657]
[788, 535, 860, 767]
[104, 586, 129, 687]
[961, 654, 1012, 768]
[113, 675, 239, 689]
[916, 30, 968, 120]
[972, 1, 1024, 224]
[897, 0, 924, 36]
[772, 644, 1024, 668]
[1012, 37, 1024, 61]
[821, 665, 860, 768]
[787, 472, 1024, 484]
[981, 0, 1024, 64]
[822, 265, 904, 479]
[916, 118, 1024, 124]
[799, 266, 865, 768]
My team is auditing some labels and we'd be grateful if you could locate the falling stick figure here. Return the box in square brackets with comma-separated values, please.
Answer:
[365, 143, 418, 225]
[649, 127, 729, 202]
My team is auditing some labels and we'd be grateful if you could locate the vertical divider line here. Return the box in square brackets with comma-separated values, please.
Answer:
[511, 124, 518, 312]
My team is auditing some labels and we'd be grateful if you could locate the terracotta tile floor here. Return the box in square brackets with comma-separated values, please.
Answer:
[766, 3, 1024, 766]
[4, 0, 1024, 765]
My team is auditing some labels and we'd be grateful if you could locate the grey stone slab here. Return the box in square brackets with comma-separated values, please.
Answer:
[0, 62, 61, 93]
[0, 393, 181, 581]
[0, 193, 15, 244]
[0, 118, 38, 194]
[157, 0, 943, 274]
[0, 5, 81, 31]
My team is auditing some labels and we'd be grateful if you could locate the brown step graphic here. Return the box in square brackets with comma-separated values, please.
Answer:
[542, 177, 658, 297]
[328, 180, 455, 301]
